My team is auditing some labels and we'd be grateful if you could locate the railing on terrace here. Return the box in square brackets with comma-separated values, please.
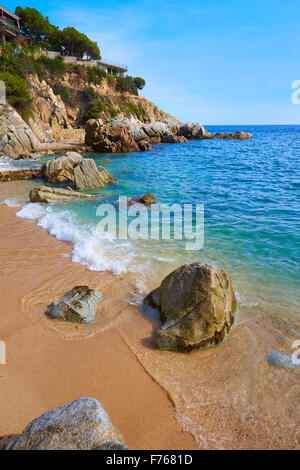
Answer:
[96, 58, 128, 70]
[0, 18, 19, 36]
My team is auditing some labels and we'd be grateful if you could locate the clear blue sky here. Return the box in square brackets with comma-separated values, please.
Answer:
[6, 0, 300, 124]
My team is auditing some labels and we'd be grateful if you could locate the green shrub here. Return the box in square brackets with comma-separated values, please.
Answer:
[87, 67, 106, 85]
[52, 83, 71, 105]
[133, 77, 146, 90]
[115, 76, 138, 95]
[37, 55, 65, 77]
[82, 96, 117, 121]
[0, 72, 32, 118]
[82, 98, 106, 121]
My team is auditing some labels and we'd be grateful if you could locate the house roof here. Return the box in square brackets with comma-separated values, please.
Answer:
[0, 5, 20, 21]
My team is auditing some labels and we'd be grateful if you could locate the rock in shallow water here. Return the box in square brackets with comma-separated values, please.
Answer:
[29, 186, 94, 203]
[46, 285, 102, 323]
[41, 151, 83, 183]
[267, 350, 299, 370]
[74, 159, 116, 190]
[145, 263, 237, 352]
[6, 398, 124, 450]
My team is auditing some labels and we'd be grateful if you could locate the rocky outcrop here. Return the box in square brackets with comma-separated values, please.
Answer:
[145, 263, 237, 352]
[74, 160, 116, 190]
[0, 102, 40, 159]
[107, 117, 184, 145]
[178, 122, 211, 140]
[6, 398, 124, 450]
[27, 75, 74, 144]
[108, 117, 252, 144]
[29, 186, 94, 203]
[85, 120, 153, 152]
[46, 286, 102, 323]
[212, 130, 252, 139]
[41, 151, 83, 183]
[0, 169, 41, 182]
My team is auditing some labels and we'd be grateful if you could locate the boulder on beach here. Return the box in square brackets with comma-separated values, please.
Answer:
[29, 186, 94, 203]
[41, 152, 116, 189]
[46, 285, 102, 323]
[73, 159, 116, 190]
[41, 151, 83, 183]
[145, 263, 237, 352]
[6, 397, 124, 450]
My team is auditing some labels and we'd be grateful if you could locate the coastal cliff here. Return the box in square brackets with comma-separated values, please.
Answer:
[26, 68, 180, 144]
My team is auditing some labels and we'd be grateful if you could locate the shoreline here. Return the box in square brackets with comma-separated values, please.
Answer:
[0, 176, 299, 449]
[0, 203, 197, 450]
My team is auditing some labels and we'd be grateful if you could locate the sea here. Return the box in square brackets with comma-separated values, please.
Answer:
[1, 124, 299, 448]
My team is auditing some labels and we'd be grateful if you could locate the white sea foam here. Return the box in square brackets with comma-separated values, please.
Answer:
[16, 202, 142, 275]
[1, 198, 23, 207]
[0, 156, 37, 171]
[0, 156, 20, 171]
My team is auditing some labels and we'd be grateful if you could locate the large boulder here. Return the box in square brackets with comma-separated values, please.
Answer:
[6, 398, 124, 450]
[73, 159, 116, 190]
[145, 263, 237, 352]
[46, 285, 102, 323]
[29, 186, 94, 203]
[41, 151, 83, 183]
[178, 122, 211, 139]
[0, 102, 40, 159]
[85, 120, 153, 152]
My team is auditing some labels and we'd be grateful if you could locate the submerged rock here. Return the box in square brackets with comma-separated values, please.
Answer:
[41, 151, 83, 183]
[74, 159, 116, 190]
[129, 193, 156, 205]
[46, 285, 102, 323]
[267, 350, 299, 370]
[145, 263, 237, 352]
[6, 397, 124, 450]
[29, 186, 94, 203]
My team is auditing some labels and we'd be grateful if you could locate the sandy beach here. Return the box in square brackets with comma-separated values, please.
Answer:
[0, 202, 197, 450]
[0, 181, 299, 450]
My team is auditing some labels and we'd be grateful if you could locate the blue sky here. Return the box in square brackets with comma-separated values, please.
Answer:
[6, 0, 300, 124]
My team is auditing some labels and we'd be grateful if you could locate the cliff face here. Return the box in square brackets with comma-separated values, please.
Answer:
[27, 68, 179, 144]
[0, 102, 40, 158]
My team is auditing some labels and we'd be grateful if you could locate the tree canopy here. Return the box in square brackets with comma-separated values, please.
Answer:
[15, 7, 101, 59]
[133, 77, 146, 90]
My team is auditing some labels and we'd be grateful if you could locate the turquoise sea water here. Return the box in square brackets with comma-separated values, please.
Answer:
[12, 125, 300, 323]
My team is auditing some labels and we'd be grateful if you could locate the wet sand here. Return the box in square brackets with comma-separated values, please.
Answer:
[0, 191, 299, 449]
[0, 203, 197, 450]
